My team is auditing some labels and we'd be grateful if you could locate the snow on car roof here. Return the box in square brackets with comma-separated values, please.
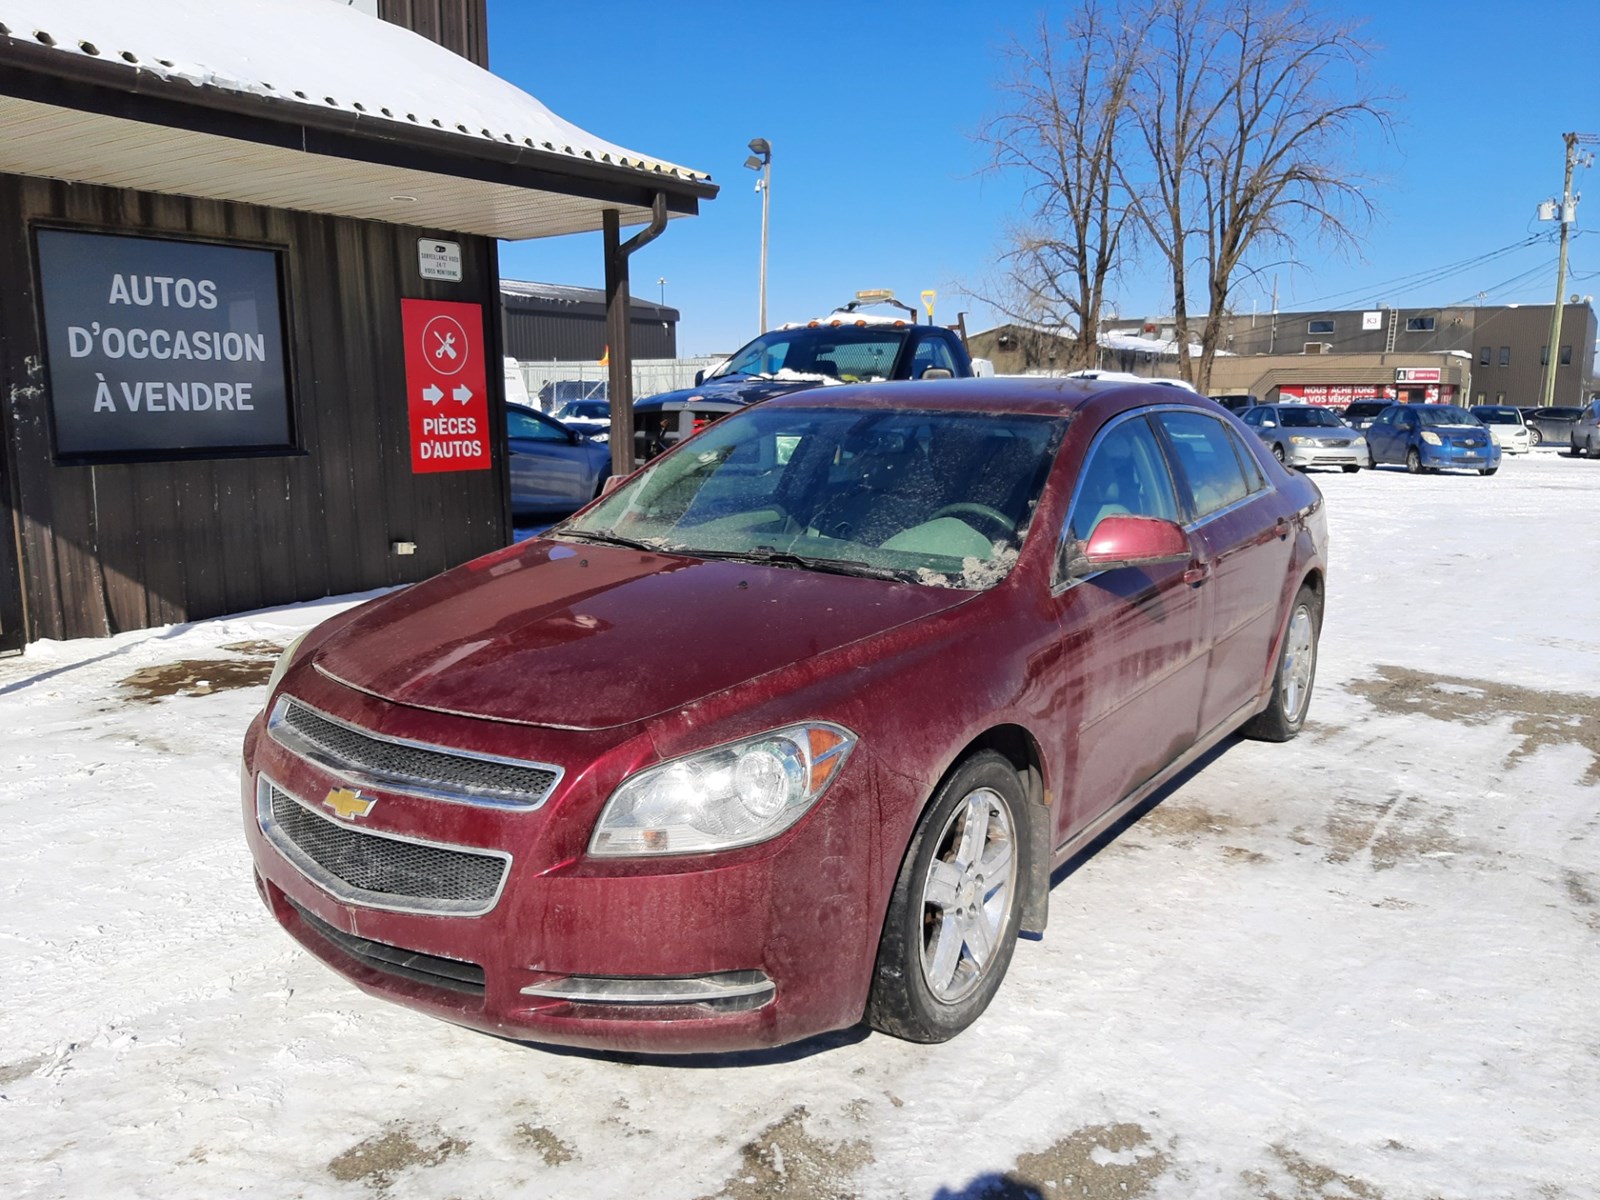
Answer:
[0, 0, 709, 183]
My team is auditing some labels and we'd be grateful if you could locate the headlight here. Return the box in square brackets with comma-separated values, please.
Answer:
[265, 631, 308, 698]
[1353, 437, 1368, 449]
[1420, 430, 1442, 446]
[1288, 435, 1311, 445]
[590, 723, 856, 857]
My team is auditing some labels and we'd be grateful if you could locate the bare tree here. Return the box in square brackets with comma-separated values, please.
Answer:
[985, 0, 1391, 391]
[1125, 0, 1390, 390]
[978, 5, 1143, 371]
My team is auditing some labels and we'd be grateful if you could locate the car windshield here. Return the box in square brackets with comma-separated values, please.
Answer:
[558, 404, 1066, 589]
[707, 326, 913, 384]
[1472, 408, 1520, 424]
[1275, 407, 1344, 428]
[558, 401, 610, 420]
[1415, 406, 1480, 426]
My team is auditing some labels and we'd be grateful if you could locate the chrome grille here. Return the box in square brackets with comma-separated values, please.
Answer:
[259, 778, 509, 915]
[269, 696, 559, 809]
[288, 898, 485, 997]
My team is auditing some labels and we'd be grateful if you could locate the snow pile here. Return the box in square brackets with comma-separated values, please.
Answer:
[0, 0, 706, 180]
[1, 456, 1597, 1198]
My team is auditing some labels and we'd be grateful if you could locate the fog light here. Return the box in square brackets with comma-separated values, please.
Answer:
[521, 970, 774, 1013]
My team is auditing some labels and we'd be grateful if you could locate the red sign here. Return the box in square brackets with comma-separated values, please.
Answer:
[401, 298, 490, 473]
[1395, 367, 1442, 383]
[1276, 384, 1396, 407]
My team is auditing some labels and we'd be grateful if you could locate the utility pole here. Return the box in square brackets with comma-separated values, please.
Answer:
[744, 138, 772, 334]
[1539, 132, 1597, 407]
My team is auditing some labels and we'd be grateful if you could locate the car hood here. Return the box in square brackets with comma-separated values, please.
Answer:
[312, 539, 973, 731]
[634, 374, 829, 411]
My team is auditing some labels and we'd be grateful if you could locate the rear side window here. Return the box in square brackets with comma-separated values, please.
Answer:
[1153, 410, 1250, 520]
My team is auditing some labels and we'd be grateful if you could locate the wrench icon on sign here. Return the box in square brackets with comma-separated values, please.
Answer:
[433, 331, 458, 360]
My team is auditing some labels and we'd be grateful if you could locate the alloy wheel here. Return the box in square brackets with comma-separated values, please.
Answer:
[919, 788, 1017, 1004]
[1281, 604, 1316, 721]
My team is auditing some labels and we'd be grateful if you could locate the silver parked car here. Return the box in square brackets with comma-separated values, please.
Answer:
[1239, 403, 1370, 472]
[1570, 398, 1600, 458]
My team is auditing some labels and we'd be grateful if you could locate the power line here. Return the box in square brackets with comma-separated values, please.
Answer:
[1287, 234, 1553, 310]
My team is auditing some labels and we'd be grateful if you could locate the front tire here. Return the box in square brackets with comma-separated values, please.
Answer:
[1528, 426, 1543, 447]
[1242, 583, 1321, 743]
[1341, 464, 1361, 473]
[1405, 448, 1423, 474]
[1272, 443, 1286, 464]
[1479, 467, 1498, 476]
[865, 751, 1028, 1043]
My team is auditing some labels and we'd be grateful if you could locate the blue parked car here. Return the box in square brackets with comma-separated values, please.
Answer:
[1364, 404, 1500, 475]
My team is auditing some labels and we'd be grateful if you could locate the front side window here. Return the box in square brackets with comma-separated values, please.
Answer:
[911, 335, 960, 378]
[508, 409, 567, 441]
[1152, 410, 1250, 520]
[1063, 415, 1180, 547]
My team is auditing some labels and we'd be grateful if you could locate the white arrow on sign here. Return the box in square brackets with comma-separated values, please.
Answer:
[421, 384, 443, 405]
[452, 385, 473, 405]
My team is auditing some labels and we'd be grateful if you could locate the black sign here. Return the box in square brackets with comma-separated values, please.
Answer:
[36, 229, 292, 457]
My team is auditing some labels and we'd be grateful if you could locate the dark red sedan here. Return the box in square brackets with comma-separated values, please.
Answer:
[242, 379, 1327, 1052]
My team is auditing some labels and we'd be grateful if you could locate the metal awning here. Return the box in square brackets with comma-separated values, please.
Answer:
[0, 0, 716, 238]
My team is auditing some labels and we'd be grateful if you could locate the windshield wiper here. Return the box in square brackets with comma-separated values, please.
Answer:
[688, 546, 916, 582]
[558, 529, 682, 554]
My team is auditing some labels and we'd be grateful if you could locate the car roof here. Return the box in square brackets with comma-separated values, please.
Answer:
[755, 375, 1195, 418]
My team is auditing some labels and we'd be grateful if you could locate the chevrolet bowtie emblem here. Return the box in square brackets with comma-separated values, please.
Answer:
[323, 786, 376, 820]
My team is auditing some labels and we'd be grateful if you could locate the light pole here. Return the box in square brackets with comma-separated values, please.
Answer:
[744, 137, 771, 333]
[657, 276, 666, 306]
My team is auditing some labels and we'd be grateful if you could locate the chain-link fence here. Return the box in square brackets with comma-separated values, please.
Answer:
[508, 358, 725, 412]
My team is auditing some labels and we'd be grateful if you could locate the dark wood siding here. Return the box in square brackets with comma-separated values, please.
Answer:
[0, 172, 509, 642]
[379, 0, 489, 67]
[501, 306, 678, 361]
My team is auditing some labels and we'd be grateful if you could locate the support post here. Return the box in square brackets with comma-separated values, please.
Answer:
[1540, 132, 1581, 409]
[604, 194, 669, 477]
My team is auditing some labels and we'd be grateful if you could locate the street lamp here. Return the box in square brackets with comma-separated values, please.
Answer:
[744, 137, 771, 333]
[657, 276, 666, 306]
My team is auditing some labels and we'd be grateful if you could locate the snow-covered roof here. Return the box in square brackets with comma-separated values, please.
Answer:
[500, 278, 675, 317]
[0, 0, 708, 184]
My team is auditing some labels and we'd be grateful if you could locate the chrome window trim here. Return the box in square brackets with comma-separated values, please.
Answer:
[256, 773, 511, 917]
[267, 694, 563, 810]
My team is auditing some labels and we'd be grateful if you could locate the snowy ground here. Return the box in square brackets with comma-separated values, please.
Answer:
[3, 450, 1598, 1200]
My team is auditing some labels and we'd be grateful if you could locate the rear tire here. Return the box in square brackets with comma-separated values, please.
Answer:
[1242, 583, 1321, 743]
[865, 751, 1029, 1043]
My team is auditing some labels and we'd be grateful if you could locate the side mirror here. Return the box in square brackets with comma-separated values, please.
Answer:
[1261, 419, 1277, 428]
[920, 367, 954, 380]
[1069, 515, 1191, 577]
[693, 369, 705, 387]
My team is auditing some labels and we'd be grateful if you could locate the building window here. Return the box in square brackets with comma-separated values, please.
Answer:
[1475, 392, 1485, 404]
[1307, 319, 1334, 335]
[1561, 344, 1573, 365]
[1499, 346, 1511, 366]
[1541, 345, 1549, 365]
[1405, 316, 1436, 332]
[1495, 392, 1505, 403]
[1479, 345, 1491, 365]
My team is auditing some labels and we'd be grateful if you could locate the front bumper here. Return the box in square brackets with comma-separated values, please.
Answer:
[1285, 440, 1369, 469]
[1419, 441, 1499, 470]
[241, 674, 888, 1054]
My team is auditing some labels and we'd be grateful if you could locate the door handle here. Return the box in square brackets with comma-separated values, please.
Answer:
[1274, 517, 1291, 541]
[1183, 562, 1211, 586]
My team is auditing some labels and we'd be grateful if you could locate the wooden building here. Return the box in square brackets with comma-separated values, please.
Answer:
[0, 0, 714, 653]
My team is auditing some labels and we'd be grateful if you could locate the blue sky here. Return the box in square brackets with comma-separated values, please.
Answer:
[490, 1, 1600, 358]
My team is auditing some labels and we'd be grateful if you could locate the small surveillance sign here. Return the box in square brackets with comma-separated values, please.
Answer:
[417, 239, 463, 282]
